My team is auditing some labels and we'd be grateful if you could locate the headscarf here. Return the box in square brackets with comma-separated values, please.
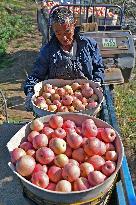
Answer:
[50, 7, 74, 25]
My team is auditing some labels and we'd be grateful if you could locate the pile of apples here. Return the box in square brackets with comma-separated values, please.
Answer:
[10, 115, 118, 192]
[33, 82, 99, 113]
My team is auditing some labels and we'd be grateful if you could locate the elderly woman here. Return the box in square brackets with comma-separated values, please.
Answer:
[24, 7, 104, 111]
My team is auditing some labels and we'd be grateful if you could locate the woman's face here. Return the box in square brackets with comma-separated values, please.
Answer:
[52, 22, 75, 47]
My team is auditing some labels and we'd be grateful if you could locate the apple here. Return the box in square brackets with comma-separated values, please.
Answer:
[73, 177, 90, 191]
[51, 93, 60, 101]
[36, 147, 55, 164]
[67, 132, 83, 149]
[62, 95, 73, 106]
[52, 128, 66, 139]
[46, 182, 56, 191]
[33, 164, 48, 174]
[80, 162, 94, 177]
[53, 100, 61, 109]
[72, 148, 86, 162]
[49, 138, 66, 154]
[31, 171, 49, 188]
[27, 131, 39, 142]
[101, 128, 116, 143]
[62, 163, 80, 182]
[48, 104, 57, 112]
[62, 120, 76, 130]
[36, 101, 48, 109]
[102, 161, 116, 177]
[54, 154, 69, 168]
[42, 126, 54, 138]
[106, 143, 115, 151]
[105, 151, 118, 162]
[46, 99, 52, 105]
[48, 165, 62, 183]
[16, 155, 36, 176]
[83, 137, 101, 156]
[49, 115, 63, 129]
[88, 171, 106, 186]
[82, 87, 94, 98]
[71, 82, 81, 91]
[30, 119, 44, 132]
[26, 149, 36, 158]
[42, 92, 51, 99]
[43, 84, 52, 93]
[58, 106, 69, 112]
[87, 155, 105, 171]
[64, 144, 72, 157]
[69, 159, 79, 166]
[56, 88, 66, 97]
[20, 141, 33, 152]
[63, 85, 73, 95]
[32, 134, 48, 149]
[55, 180, 72, 192]
[11, 148, 26, 164]
[82, 119, 98, 138]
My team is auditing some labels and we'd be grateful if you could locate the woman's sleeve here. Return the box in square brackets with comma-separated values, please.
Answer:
[24, 44, 50, 95]
[90, 40, 104, 84]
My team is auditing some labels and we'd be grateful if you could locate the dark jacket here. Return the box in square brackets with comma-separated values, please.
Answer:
[24, 33, 104, 95]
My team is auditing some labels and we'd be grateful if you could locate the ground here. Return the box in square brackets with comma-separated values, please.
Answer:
[0, 4, 136, 192]
[0, 24, 42, 122]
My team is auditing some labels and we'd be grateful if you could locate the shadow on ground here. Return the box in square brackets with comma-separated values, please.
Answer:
[0, 49, 38, 121]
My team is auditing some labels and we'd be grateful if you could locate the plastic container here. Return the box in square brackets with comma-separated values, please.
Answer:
[7, 113, 124, 205]
[31, 79, 104, 117]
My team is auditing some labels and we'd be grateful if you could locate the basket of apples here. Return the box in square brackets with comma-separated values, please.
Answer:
[31, 79, 104, 117]
[7, 113, 123, 204]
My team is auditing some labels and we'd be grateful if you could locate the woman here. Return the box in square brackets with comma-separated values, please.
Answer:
[24, 7, 104, 111]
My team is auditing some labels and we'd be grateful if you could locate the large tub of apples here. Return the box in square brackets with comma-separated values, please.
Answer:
[31, 79, 104, 117]
[7, 113, 124, 204]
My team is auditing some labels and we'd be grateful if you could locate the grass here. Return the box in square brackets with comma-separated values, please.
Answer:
[115, 71, 136, 151]
[0, 0, 35, 68]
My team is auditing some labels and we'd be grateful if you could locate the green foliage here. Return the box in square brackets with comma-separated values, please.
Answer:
[0, 0, 34, 57]
[115, 72, 136, 151]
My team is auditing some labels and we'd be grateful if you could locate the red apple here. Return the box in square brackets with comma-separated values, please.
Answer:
[67, 132, 83, 149]
[49, 138, 66, 154]
[36, 147, 55, 164]
[62, 95, 73, 106]
[27, 131, 39, 142]
[11, 148, 26, 164]
[16, 155, 36, 176]
[105, 151, 118, 162]
[31, 171, 49, 188]
[62, 163, 80, 182]
[33, 164, 48, 174]
[102, 161, 116, 177]
[20, 141, 33, 152]
[32, 134, 48, 149]
[80, 162, 94, 177]
[55, 180, 72, 192]
[73, 177, 90, 191]
[88, 171, 106, 187]
[48, 165, 62, 183]
[52, 128, 66, 139]
[30, 119, 44, 132]
[101, 128, 116, 143]
[87, 155, 105, 171]
[49, 115, 63, 129]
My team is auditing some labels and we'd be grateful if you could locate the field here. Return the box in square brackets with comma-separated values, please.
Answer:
[0, 0, 136, 190]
